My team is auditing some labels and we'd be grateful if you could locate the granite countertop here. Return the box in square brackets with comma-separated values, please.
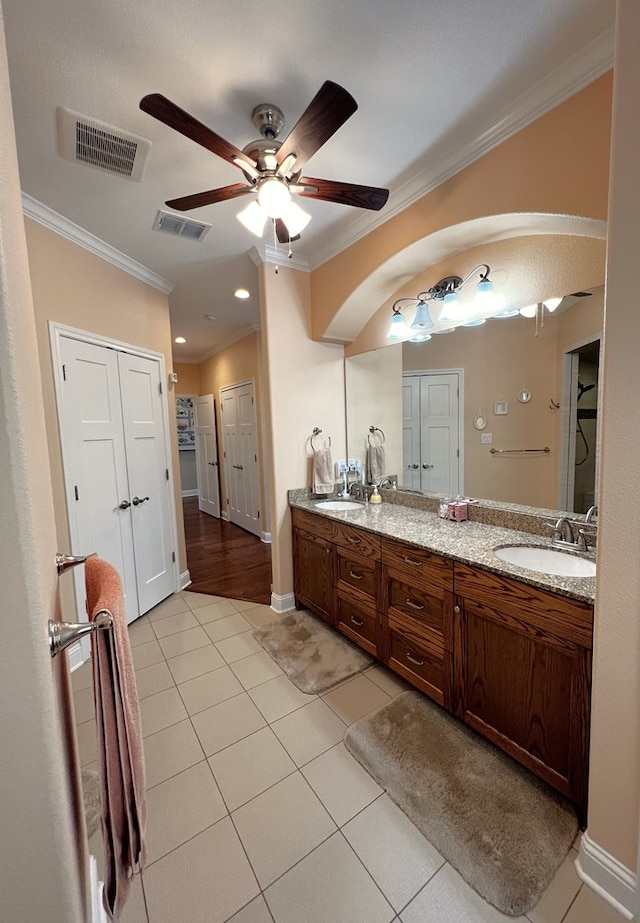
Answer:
[289, 493, 596, 604]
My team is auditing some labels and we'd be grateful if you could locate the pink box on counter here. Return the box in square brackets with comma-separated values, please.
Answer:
[447, 501, 468, 522]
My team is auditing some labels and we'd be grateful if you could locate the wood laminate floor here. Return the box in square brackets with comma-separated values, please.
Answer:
[183, 497, 272, 604]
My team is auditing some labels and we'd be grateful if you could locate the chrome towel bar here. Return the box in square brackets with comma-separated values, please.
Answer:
[490, 446, 550, 454]
[49, 611, 113, 659]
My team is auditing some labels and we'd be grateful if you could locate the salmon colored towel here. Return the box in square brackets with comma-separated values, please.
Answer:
[85, 556, 146, 921]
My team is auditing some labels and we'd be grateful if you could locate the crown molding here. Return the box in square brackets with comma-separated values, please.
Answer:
[195, 322, 261, 363]
[247, 243, 309, 272]
[22, 194, 175, 294]
[308, 26, 615, 271]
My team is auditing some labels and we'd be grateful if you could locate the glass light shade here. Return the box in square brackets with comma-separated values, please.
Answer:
[492, 306, 520, 318]
[279, 200, 311, 237]
[519, 303, 538, 318]
[438, 291, 461, 323]
[410, 301, 434, 331]
[387, 311, 410, 339]
[257, 177, 291, 218]
[409, 333, 432, 343]
[237, 200, 268, 237]
[472, 278, 501, 315]
[543, 296, 563, 312]
[461, 317, 486, 327]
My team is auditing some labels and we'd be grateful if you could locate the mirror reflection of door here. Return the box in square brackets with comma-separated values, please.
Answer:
[194, 395, 221, 519]
[561, 340, 600, 514]
[402, 370, 462, 495]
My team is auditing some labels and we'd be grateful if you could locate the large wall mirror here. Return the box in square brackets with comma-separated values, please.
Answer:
[345, 286, 603, 514]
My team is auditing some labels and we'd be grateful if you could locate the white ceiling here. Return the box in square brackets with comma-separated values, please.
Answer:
[3, 0, 615, 361]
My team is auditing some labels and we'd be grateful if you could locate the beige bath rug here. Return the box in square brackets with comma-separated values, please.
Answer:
[252, 609, 373, 694]
[344, 690, 578, 917]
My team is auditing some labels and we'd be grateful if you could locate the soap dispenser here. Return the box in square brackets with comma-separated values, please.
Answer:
[369, 485, 382, 504]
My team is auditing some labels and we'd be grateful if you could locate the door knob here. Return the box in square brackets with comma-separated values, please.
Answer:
[119, 500, 131, 509]
[411, 464, 419, 469]
[422, 463, 434, 469]
[208, 461, 218, 466]
[132, 496, 150, 506]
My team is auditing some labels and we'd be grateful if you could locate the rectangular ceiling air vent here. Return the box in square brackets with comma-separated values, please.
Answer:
[153, 209, 212, 243]
[56, 107, 151, 182]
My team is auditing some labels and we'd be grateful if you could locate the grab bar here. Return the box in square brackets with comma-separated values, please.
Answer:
[490, 446, 550, 454]
[49, 611, 113, 659]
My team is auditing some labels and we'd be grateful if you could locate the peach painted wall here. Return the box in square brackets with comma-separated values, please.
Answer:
[174, 361, 201, 394]
[258, 262, 345, 601]
[312, 72, 612, 342]
[25, 219, 188, 591]
[198, 331, 268, 532]
[583, 0, 640, 875]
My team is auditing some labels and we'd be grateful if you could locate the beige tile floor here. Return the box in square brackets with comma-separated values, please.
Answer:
[73, 591, 627, 923]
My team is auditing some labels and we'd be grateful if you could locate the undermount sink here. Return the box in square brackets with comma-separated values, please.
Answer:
[493, 544, 596, 577]
[315, 500, 363, 511]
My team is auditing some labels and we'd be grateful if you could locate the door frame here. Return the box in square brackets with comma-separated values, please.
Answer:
[49, 322, 181, 647]
[558, 334, 602, 512]
[402, 367, 465, 496]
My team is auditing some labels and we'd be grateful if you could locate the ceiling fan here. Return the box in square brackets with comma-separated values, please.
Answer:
[140, 80, 389, 243]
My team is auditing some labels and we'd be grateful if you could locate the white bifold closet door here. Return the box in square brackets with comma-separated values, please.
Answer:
[57, 334, 176, 624]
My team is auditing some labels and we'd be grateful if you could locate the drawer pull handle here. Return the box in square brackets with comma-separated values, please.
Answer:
[349, 570, 364, 580]
[350, 616, 364, 627]
[406, 652, 424, 667]
[403, 556, 422, 566]
[405, 598, 425, 611]
[347, 536, 362, 545]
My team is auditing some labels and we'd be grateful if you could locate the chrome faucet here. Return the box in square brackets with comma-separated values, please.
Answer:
[585, 505, 598, 523]
[377, 476, 396, 490]
[545, 516, 591, 552]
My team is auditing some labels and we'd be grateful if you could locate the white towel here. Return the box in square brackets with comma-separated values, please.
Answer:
[366, 444, 386, 483]
[312, 447, 334, 494]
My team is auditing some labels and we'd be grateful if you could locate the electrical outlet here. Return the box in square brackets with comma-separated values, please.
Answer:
[481, 433, 493, 444]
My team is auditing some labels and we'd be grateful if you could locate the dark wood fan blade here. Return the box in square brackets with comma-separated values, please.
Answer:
[275, 219, 301, 244]
[296, 176, 389, 211]
[140, 93, 256, 171]
[165, 184, 252, 212]
[275, 81, 357, 173]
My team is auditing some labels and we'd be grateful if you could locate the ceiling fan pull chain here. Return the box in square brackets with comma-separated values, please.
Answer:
[272, 219, 279, 274]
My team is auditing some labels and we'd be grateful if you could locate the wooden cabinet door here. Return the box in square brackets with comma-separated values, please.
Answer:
[455, 596, 591, 817]
[292, 528, 335, 625]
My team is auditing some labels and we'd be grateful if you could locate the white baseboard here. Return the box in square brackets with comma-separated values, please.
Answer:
[90, 854, 108, 923]
[180, 570, 192, 590]
[221, 510, 230, 522]
[576, 831, 635, 919]
[181, 488, 199, 497]
[261, 531, 272, 544]
[271, 592, 296, 613]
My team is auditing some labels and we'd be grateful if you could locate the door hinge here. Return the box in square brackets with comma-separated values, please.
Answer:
[74, 485, 79, 501]
[159, 381, 163, 395]
[257, 510, 260, 518]
[223, 450, 226, 458]
[165, 468, 170, 481]
[62, 364, 67, 381]
[254, 454, 257, 462]
[172, 551, 176, 563]
[226, 498, 229, 505]
[457, 448, 460, 457]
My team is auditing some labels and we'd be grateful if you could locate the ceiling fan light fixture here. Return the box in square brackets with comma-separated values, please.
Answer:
[256, 177, 291, 218]
[543, 296, 563, 312]
[519, 303, 538, 318]
[279, 200, 311, 237]
[237, 200, 268, 237]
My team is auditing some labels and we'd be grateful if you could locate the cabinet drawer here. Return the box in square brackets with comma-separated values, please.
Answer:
[333, 522, 381, 559]
[291, 507, 333, 541]
[387, 623, 451, 709]
[382, 537, 453, 591]
[386, 577, 447, 644]
[337, 594, 378, 656]
[337, 548, 377, 601]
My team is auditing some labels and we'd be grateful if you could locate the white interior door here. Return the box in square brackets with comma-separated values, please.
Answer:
[402, 376, 421, 489]
[221, 381, 261, 537]
[118, 351, 175, 614]
[194, 394, 221, 518]
[58, 336, 140, 622]
[55, 333, 176, 623]
[419, 373, 460, 495]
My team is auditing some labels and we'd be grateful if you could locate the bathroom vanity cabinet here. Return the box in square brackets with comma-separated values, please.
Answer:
[291, 506, 593, 820]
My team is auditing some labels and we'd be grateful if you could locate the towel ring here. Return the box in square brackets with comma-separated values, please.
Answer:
[367, 426, 385, 446]
[310, 427, 331, 451]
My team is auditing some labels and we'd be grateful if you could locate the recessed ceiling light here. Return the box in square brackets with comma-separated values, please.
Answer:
[234, 288, 250, 300]
[174, 336, 187, 344]
[205, 314, 217, 321]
